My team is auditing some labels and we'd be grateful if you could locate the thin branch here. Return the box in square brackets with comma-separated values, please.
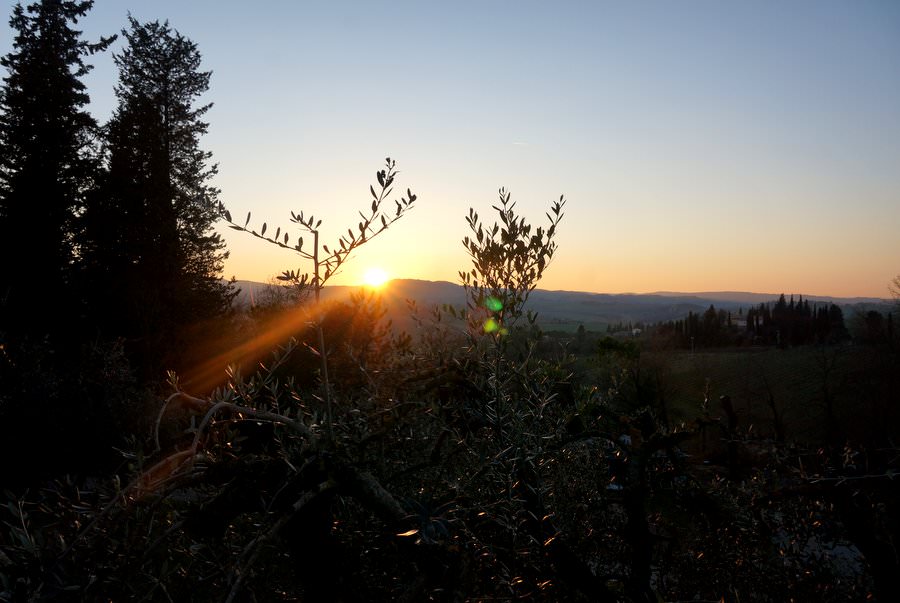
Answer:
[224, 480, 338, 603]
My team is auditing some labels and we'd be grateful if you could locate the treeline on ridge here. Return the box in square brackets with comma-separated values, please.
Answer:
[653, 294, 850, 348]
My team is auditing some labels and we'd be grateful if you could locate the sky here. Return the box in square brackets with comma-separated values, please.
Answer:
[4, 1, 900, 298]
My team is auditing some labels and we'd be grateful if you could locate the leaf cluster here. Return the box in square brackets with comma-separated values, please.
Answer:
[460, 189, 565, 336]
[222, 158, 416, 292]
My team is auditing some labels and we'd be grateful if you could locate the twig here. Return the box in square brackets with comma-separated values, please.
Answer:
[224, 480, 337, 603]
[153, 390, 213, 453]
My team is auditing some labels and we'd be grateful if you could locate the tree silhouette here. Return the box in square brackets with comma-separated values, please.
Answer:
[80, 16, 233, 376]
[457, 190, 565, 444]
[891, 274, 900, 310]
[223, 158, 417, 439]
[460, 189, 565, 337]
[0, 0, 113, 343]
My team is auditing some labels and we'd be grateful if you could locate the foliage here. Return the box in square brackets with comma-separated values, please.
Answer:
[6, 180, 887, 601]
[890, 274, 900, 307]
[648, 296, 850, 351]
[0, 0, 113, 343]
[223, 157, 417, 439]
[4, 293, 899, 603]
[445, 191, 566, 448]
[0, 3, 235, 526]
[1, 6, 898, 600]
[460, 189, 565, 338]
[223, 157, 416, 297]
[79, 16, 235, 377]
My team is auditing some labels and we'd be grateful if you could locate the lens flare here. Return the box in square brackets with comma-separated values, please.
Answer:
[482, 296, 507, 334]
[483, 317, 508, 335]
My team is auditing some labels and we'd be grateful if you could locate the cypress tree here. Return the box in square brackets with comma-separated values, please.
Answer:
[828, 304, 847, 342]
[0, 1, 116, 481]
[81, 17, 234, 376]
[0, 0, 112, 343]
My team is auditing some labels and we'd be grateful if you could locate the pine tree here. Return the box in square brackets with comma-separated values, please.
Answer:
[828, 304, 847, 342]
[0, 0, 112, 342]
[81, 17, 233, 375]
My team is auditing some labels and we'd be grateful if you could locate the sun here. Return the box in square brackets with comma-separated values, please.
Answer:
[362, 267, 389, 288]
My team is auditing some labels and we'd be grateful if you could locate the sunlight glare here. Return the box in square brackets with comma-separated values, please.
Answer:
[363, 267, 389, 288]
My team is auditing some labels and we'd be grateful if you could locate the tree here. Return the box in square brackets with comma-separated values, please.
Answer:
[80, 17, 233, 376]
[700, 304, 720, 345]
[223, 158, 417, 439]
[460, 189, 565, 338]
[0, 0, 112, 343]
[457, 190, 565, 443]
[891, 274, 900, 311]
[828, 303, 847, 342]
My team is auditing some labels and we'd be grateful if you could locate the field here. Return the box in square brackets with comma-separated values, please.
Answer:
[664, 347, 832, 439]
[564, 340, 894, 450]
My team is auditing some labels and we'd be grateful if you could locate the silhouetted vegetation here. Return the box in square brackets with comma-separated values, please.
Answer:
[0, 3, 235, 480]
[79, 16, 235, 379]
[2, 3, 899, 602]
[640, 295, 849, 350]
[0, 0, 113, 346]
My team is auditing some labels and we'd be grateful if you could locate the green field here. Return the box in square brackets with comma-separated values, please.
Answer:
[656, 344, 897, 448]
[569, 343, 892, 447]
[662, 348, 829, 438]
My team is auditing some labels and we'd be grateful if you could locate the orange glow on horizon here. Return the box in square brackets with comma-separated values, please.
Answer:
[362, 267, 389, 288]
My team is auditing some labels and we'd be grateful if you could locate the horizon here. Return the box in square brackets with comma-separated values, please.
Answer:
[4, 1, 899, 298]
[232, 276, 892, 303]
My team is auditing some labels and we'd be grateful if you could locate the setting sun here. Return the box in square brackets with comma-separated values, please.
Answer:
[362, 267, 389, 288]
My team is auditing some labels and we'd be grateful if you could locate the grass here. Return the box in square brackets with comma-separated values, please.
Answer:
[655, 345, 880, 446]
[568, 342, 878, 447]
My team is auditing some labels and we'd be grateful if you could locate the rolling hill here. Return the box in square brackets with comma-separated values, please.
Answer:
[231, 279, 891, 332]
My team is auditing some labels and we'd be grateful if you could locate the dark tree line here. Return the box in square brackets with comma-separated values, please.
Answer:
[79, 16, 234, 377]
[0, 3, 232, 373]
[605, 320, 647, 334]
[649, 294, 848, 349]
[856, 309, 895, 345]
[745, 293, 847, 347]
[0, 1, 233, 475]
[0, 0, 113, 344]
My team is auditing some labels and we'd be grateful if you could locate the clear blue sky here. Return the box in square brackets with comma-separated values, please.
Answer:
[4, 0, 900, 297]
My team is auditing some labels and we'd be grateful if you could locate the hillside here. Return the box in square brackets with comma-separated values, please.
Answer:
[232, 279, 892, 332]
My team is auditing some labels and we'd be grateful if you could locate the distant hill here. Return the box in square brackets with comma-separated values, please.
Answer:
[230, 279, 891, 332]
[647, 290, 887, 305]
